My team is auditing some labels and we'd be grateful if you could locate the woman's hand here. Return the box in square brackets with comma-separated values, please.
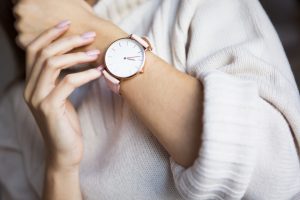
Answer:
[24, 20, 103, 171]
[13, 0, 127, 64]
[13, 0, 96, 48]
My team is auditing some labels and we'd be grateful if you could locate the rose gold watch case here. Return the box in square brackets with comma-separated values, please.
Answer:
[103, 34, 152, 81]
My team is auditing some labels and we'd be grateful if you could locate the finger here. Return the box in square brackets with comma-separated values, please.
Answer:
[25, 32, 97, 103]
[26, 20, 71, 77]
[28, 32, 97, 86]
[45, 67, 103, 107]
[33, 50, 101, 101]
[24, 20, 71, 104]
[41, 32, 97, 58]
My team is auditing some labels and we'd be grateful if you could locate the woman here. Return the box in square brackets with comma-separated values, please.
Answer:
[1, 0, 300, 199]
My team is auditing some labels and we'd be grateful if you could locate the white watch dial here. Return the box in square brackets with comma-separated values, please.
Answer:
[105, 38, 145, 78]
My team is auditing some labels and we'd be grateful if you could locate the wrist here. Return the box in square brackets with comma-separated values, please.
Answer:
[86, 16, 128, 64]
[46, 151, 81, 173]
[46, 164, 79, 177]
[46, 161, 80, 179]
[44, 163, 81, 200]
[89, 17, 128, 49]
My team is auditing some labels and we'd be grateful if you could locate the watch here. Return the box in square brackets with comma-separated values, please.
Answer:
[101, 34, 153, 95]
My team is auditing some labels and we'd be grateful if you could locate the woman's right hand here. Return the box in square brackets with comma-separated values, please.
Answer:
[24, 20, 103, 171]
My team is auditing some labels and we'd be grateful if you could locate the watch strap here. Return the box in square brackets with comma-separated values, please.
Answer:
[130, 34, 152, 51]
[103, 70, 121, 95]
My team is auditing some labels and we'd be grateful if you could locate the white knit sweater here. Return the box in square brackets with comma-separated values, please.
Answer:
[0, 0, 300, 199]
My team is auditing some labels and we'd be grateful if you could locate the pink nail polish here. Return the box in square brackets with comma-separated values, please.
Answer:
[56, 20, 71, 29]
[81, 32, 96, 40]
[86, 49, 100, 57]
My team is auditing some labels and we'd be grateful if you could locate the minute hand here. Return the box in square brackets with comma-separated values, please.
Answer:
[126, 56, 141, 59]
[127, 58, 137, 61]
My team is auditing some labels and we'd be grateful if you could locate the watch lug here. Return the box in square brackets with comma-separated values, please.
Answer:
[140, 64, 146, 73]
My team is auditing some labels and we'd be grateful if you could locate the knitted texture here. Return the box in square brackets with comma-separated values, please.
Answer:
[0, 0, 300, 199]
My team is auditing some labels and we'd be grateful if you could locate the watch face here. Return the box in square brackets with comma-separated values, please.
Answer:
[105, 38, 145, 78]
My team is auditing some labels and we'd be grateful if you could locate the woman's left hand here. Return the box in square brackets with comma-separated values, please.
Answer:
[13, 0, 96, 48]
[13, 0, 127, 61]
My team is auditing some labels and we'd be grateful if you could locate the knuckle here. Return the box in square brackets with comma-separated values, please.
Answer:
[26, 43, 38, 56]
[39, 100, 50, 113]
[45, 58, 57, 70]
[75, 52, 86, 58]
[14, 19, 21, 32]
[39, 98, 57, 115]
[13, 4, 21, 16]
[67, 35, 80, 43]
[17, 34, 28, 47]
[41, 48, 52, 59]
[64, 75, 76, 87]
[30, 96, 41, 109]
[23, 89, 30, 103]
[15, 35, 26, 49]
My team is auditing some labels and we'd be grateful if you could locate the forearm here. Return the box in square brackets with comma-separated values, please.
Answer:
[43, 165, 82, 200]
[88, 17, 203, 167]
[121, 53, 203, 167]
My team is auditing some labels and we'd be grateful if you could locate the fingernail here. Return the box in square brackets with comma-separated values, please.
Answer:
[56, 20, 71, 29]
[81, 32, 96, 40]
[86, 49, 100, 57]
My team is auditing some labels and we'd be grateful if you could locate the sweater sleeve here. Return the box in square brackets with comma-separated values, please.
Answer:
[170, 67, 262, 200]
[168, 0, 300, 199]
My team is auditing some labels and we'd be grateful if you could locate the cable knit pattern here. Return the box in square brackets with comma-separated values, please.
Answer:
[0, 0, 300, 199]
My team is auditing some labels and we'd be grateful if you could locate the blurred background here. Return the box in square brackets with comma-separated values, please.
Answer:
[260, 0, 300, 88]
[0, 0, 299, 95]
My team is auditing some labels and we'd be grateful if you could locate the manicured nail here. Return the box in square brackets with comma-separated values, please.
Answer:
[81, 32, 96, 40]
[86, 49, 100, 57]
[56, 20, 71, 29]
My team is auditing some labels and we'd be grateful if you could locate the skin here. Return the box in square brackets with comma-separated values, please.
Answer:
[24, 23, 103, 200]
[16, 0, 203, 199]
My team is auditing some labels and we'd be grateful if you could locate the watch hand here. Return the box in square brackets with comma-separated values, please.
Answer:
[126, 56, 141, 59]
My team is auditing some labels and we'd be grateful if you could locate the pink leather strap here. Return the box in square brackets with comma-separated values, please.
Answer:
[131, 34, 151, 50]
[103, 70, 121, 95]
